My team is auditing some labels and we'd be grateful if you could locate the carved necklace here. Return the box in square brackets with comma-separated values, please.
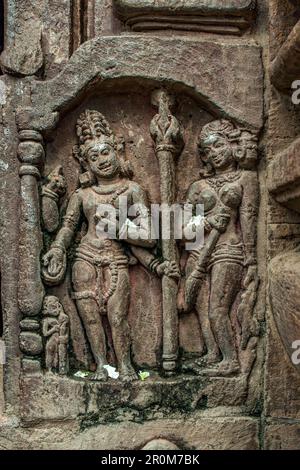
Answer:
[91, 182, 129, 205]
[207, 170, 241, 192]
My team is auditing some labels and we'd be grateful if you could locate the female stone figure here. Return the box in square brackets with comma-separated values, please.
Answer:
[42, 110, 177, 381]
[182, 119, 259, 376]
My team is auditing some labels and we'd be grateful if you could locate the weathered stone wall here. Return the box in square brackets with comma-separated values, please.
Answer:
[0, 0, 299, 450]
[265, 0, 300, 448]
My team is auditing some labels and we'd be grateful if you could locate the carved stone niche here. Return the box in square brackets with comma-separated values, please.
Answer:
[114, 0, 257, 35]
[14, 35, 263, 425]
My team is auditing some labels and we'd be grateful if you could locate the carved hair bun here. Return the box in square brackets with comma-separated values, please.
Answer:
[76, 110, 114, 145]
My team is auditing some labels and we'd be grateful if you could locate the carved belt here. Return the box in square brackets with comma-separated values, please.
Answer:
[72, 244, 128, 314]
[191, 243, 245, 270]
[208, 243, 244, 269]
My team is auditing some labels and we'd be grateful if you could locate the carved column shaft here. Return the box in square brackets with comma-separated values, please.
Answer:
[150, 90, 183, 373]
[157, 150, 178, 372]
[17, 130, 45, 370]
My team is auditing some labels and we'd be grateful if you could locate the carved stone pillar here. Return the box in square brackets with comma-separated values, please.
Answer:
[17, 130, 45, 372]
[150, 90, 184, 373]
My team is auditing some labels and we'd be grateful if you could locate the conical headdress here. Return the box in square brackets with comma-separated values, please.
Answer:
[76, 110, 115, 151]
[73, 109, 134, 182]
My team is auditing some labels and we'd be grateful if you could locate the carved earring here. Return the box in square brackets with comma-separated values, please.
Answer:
[79, 170, 95, 188]
[73, 144, 95, 187]
[233, 146, 246, 164]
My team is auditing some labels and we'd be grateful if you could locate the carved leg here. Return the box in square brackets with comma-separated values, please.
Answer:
[185, 255, 219, 366]
[58, 343, 68, 375]
[206, 262, 243, 375]
[72, 261, 108, 381]
[107, 267, 137, 382]
[195, 293, 220, 367]
[45, 336, 58, 371]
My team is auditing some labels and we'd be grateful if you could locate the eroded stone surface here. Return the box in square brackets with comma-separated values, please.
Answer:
[28, 36, 263, 131]
[267, 0, 300, 433]
[0, 412, 259, 450]
[265, 422, 300, 450]
[19, 372, 254, 424]
[0, 0, 299, 452]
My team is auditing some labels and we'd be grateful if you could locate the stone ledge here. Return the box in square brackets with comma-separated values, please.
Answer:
[20, 372, 251, 424]
[0, 413, 259, 449]
[114, 0, 256, 35]
[114, 0, 256, 17]
[269, 251, 300, 377]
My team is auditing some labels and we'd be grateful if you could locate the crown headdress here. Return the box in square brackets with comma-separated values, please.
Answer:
[76, 110, 114, 145]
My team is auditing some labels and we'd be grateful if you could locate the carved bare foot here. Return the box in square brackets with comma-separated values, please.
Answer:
[200, 359, 240, 377]
[119, 364, 138, 382]
[195, 353, 221, 368]
[59, 367, 68, 376]
[181, 359, 201, 374]
[90, 366, 109, 382]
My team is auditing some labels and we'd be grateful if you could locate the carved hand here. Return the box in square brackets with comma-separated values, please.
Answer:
[243, 264, 259, 290]
[45, 166, 67, 197]
[46, 176, 66, 197]
[156, 260, 180, 280]
[207, 213, 230, 233]
[43, 247, 65, 277]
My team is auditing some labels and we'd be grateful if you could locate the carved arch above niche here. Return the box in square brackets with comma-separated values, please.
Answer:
[17, 35, 263, 134]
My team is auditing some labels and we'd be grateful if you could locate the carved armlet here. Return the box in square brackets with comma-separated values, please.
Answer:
[149, 258, 160, 274]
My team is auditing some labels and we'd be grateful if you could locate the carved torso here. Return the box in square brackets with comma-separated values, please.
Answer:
[187, 169, 259, 270]
[189, 171, 243, 251]
[64, 179, 148, 257]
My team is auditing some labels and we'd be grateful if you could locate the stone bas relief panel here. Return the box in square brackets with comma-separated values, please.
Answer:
[16, 86, 261, 421]
[114, 0, 257, 35]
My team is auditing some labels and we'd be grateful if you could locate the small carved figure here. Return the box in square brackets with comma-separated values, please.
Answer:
[42, 295, 69, 375]
[42, 110, 178, 381]
[181, 119, 259, 376]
